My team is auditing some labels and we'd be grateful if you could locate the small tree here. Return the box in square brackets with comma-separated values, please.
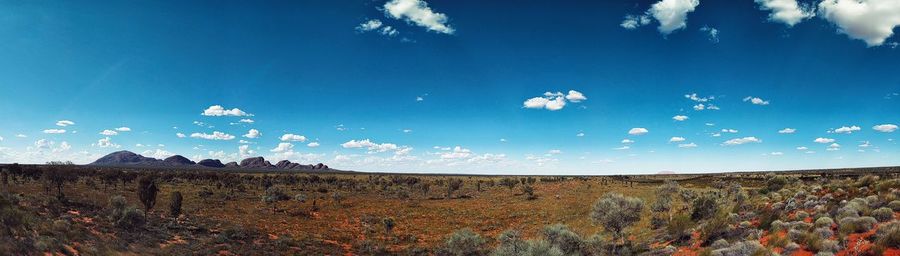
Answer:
[446, 178, 463, 199]
[169, 191, 183, 218]
[136, 176, 159, 213]
[382, 217, 395, 234]
[262, 186, 289, 214]
[500, 178, 517, 191]
[523, 185, 537, 200]
[591, 193, 644, 253]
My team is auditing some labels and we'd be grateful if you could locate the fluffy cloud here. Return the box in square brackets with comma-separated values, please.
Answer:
[699, 26, 719, 43]
[239, 119, 254, 124]
[872, 124, 898, 132]
[672, 115, 689, 121]
[743, 96, 770, 105]
[243, 129, 261, 139]
[827, 143, 841, 151]
[270, 142, 294, 153]
[115, 127, 131, 132]
[96, 137, 120, 148]
[678, 142, 698, 148]
[628, 128, 649, 135]
[142, 149, 173, 159]
[201, 105, 252, 117]
[523, 90, 586, 111]
[239, 144, 255, 157]
[814, 137, 835, 143]
[356, 19, 399, 36]
[576, 132, 585, 137]
[307, 142, 320, 148]
[723, 137, 762, 145]
[669, 137, 686, 142]
[754, 0, 815, 26]
[796, 146, 808, 150]
[621, 139, 635, 144]
[832, 125, 861, 134]
[280, 133, 306, 142]
[650, 0, 701, 34]
[383, 0, 454, 34]
[99, 130, 118, 136]
[778, 128, 796, 134]
[176, 133, 186, 138]
[43, 129, 66, 134]
[769, 151, 784, 156]
[621, 14, 651, 29]
[56, 120, 75, 127]
[818, 0, 900, 46]
[342, 139, 408, 154]
[190, 131, 236, 140]
[721, 129, 738, 133]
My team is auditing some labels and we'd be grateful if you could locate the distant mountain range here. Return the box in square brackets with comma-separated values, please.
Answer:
[89, 150, 331, 171]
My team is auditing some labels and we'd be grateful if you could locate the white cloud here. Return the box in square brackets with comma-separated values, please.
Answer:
[769, 151, 784, 156]
[628, 128, 649, 135]
[614, 146, 631, 150]
[832, 125, 861, 134]
[243, 129, 261, 139]
[115, 127, 131, 132]
[190, 131, 236, 140]
[307, 142, 320, 148]
[721, 129, 738, 133]
[356, 19, 383, 32]
[723, 137, 762, 145]
[678, 142, 698, 148]
[711, 133, 722, 137]
[239, 119, 255, 124]
[176, 133, 186, 138]
[743, 96, 770, 105]
[621, 139, 635, 144]
[547, 149, 562, 155]
[565, 90, 587, 102]
[280, 133, 306, 142]
[342, 139, 407, 154]
[16, 134, 27, 138]
[818, 0, 900, 46]
[43, 129, 66, 134]
[699, 26, 719, 43]
[403, 129, 413, 133]
[672, 115, 689, 121]
[827, 143, 841, 151]
[142, 149, 173, 159]
[34, 139, 52, 150]
[439, 146, 473, 159]
[858, 141, 871, 148]
[669, 136, 686, 142]
[270, 142, 294, 153]
[873, 124, 898, 132]
[96, 137, 120, 148]
[796, 146, 808, 150]
[754, 0, 815, 26]
[649, 0, 701, 34]
[778, 128, 796, 134]
[383, 0, 454, 34]
[0, 136, 3, 141]
[621, 14, 652, 29]
[576, 132, 585, 137]
[499, 138, 507, 142]
[814, 137, 835, 143]
[99, 130, 118, 136]
[56, 120, 75, 127]
[523, 90, 586, 111]
[416, 96, 425, 102]
[239, 144, 255, 157]
[201, 105, 252, 117]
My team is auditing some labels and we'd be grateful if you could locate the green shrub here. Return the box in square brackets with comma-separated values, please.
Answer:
[872, 207, 893, 222]
[691, 193, 719, 221]
[839, 216, 877, 234]
[115, 207, 146, 230]
[541, 224, 583, 255]
[591, 193, 644, 240]
[169, 191, 182, 218]
[815, 217, 834, 228]
[441, 229, 486, 256]
[876, 221, 900, 248]
[493, 230, 527, 256]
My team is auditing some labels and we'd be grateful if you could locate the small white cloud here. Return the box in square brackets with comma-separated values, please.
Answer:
[769, 151, 784, 156]
[43, 129, 66, 134]
[621, 139, 635, 144]
[621, 14, 652, 29]
[678, 142, 697, 148]
[721, 129, 738, 133]
[711, 133, 722, 137]
[115, 127, 131, 132]
[270, 142, 294, 153]
[649, 0, 701, 34]
[858, 141, 871, 148]
[16, 134, 27, 138]
[95, 137, 120, 148]
[239, 119, 255, 124]
[743, 96, 770, 105]
[814, 137, 836, 144]
[796, 146, 808, 150]
[56, 120, 75, 127]
[827, 143, 841, 151]
[547, 149, 562, 155]
[614, 146, 631, 150]
[176, 133, 186, 138]
[669, 136, 686, 142]
[565, 90, 587, 102]
[832, 125, 861, 134]
[416, 96, 425, 101]
[754, 0, 815, 26]
[576, 132, 585, 137]
[190, 131, 236, 140]
[201, 105, 252, 117]
[499, 138, 507, 142]
[280, 133, 306, 142]
[403, 129, 413, 133]
[307, 142, 320, 148]
[723, 137, 762, 145]
[778, 128, 796, 134]
[243, 129, 261, 139]
[873, 124, 898, 132]
[628, 128, 649, 135]
[356, 19, 383, 32]
[699, 26, 719, 43]
[383, 0, 454, 34]
[99, 130, 118, 136]
[672, 115, 689, 121]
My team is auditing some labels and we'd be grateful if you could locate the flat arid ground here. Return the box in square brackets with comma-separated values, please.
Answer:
[2, 164, 899, 255]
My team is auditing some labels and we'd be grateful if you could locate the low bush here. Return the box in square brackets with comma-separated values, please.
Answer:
[875, 221, 900, 248]
[541, 224, 583, 255]
[871, 207, 893, 222]
[838, 216, 877, 235]
[440, 229, 486, 256]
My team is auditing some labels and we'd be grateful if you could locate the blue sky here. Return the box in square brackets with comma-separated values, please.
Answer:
[0, 0, 898, 174]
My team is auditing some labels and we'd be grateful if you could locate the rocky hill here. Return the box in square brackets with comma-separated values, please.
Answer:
[89, 150, 332, 171]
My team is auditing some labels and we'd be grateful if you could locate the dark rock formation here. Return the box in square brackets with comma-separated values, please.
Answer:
[90, 151, 161, 165]
[224, 162, 239, 168]
[197, 159, 225, 168]
[240, 157, 272, 169]
[163, 155, 195, 166]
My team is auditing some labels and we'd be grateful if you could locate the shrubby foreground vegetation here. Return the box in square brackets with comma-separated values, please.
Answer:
[1, 163, 899, 255]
